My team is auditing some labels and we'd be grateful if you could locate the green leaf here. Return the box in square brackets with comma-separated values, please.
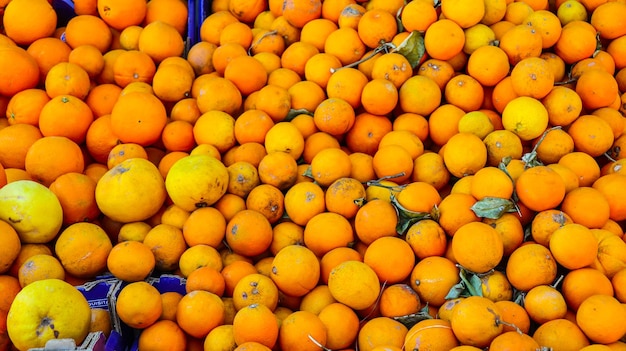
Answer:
[445, 267, 485, 298]
[390, 193, 431, 235]
[471, 197, 517, 219]
[459, 266, 484, 297]
[445, 281, 467, 299]
[285, 108, 314, 121]
[393, 304, 433, 329]
[395, 5, 404, 33]
[301, 165, 314, 180]
[393, 31, 426, 69]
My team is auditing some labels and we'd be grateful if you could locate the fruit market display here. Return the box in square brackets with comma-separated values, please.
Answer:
[1, 0, 626, 350]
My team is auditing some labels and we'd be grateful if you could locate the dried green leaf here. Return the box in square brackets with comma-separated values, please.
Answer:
[393, 305, 433, 329]
[393, 30, 426, 69]
[390, 193, 431, 235]
[285, 108, 313, 121]
[471, 197, 517, 219]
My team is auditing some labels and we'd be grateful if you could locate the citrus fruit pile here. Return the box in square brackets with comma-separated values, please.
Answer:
[0, 0, 626, 350]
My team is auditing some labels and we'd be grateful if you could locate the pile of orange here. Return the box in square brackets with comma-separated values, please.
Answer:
[1, 0, 626, 349]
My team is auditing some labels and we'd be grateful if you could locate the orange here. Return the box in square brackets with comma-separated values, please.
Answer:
[245, 184, 285, 224]
[116, 281, 162, 329]
[2, 0, 57, 46]
[357, 9, 397, 49]
[0, 220, 20, 275]
[0, 275, 22, 312]
[533, 127, 575, 165]
[0, 45, 40, 97]
[478, 269, 513, 302]
[142, 223, 187, 273]
[515, 165, 566, 212]
[494, 300, 531, 334]
[416, 58, 455, 91]
[562, 267, 615, 311]
[428, 193, 480, 240]
[372, 144, 414, 183]
[404, 318, 459, 351]
[467, 45, 510, 87]
[304, 53, 342, 89]
[357, 316, 408, 351]
[47, 171, 99, 225]
[555, 20, 599, 65]
[401, 0, 438, 32]
[576, 69, 620, 111]
[412, 151, 450, 190]
[97, 0, 146, 30]
[137, 319, 186, 351]
[110, 91, 167, 146]
[483, 213, 525, 256]
[397, 75, 441, 117]
[450, 296, 504, 348]
[506, 243, 558, 292]
[233, 303, 279, 348]
[303, 211, 354, 257]
[409, 256, 460, 307]
[313, 97, 356, 136]
[324, 27, 366, 65]
[501, 96, 549, 141]
[5, 88, 50, 127]
[225, 209, 273, 257]
[524, 284, 568, 324]
[483, 130, 522, 167]
[424, 19, 465, 61]
[278, 310, 327, 351]
[224, 55, 267, 96]
[17, 254, 65, 287]
[281, 0, 322, 28]
[442, 0, 485, 28]
[327, 260, 380, 310]
[203, 324, 236, 351]
[378, 283, 421, 318]
[24, 136, 85, 186]
[510, 56, 555, 99]
[176, 290, 225, 339]
[299, 285, 336, 315]
[612, 268, 626, 303]
[54, 222, 112, 279]
[361, 78, 399, 116]
[364, 236, 415, 284]
[451, 222, 504, 274]
[288, 81, 326, 112]
[564, 185, 609, 230]
[44, 62, 91, 100]
[593, 173, 626, 222]
[470, 166, 514, 200]
[559, 151, 601, 187]
[442, 132, 488, 178]
[319, 247, 362, 285]
[498, 24, 543, 65]
[317, 302, 359, 349]
[283, 181, 326, 226]
[533, 318, 591, 350]
[107, 240, 155, 282]
[490, 331, 540, 351]
[300, 18, 338, 52]
[269, 222, 303, 256]
[26, 37, 72, 83]
[577, 294, 626, 344]
[354, 198, 399, 245]
[270, 245, 320, 297]
[444, 73, 485, 113]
